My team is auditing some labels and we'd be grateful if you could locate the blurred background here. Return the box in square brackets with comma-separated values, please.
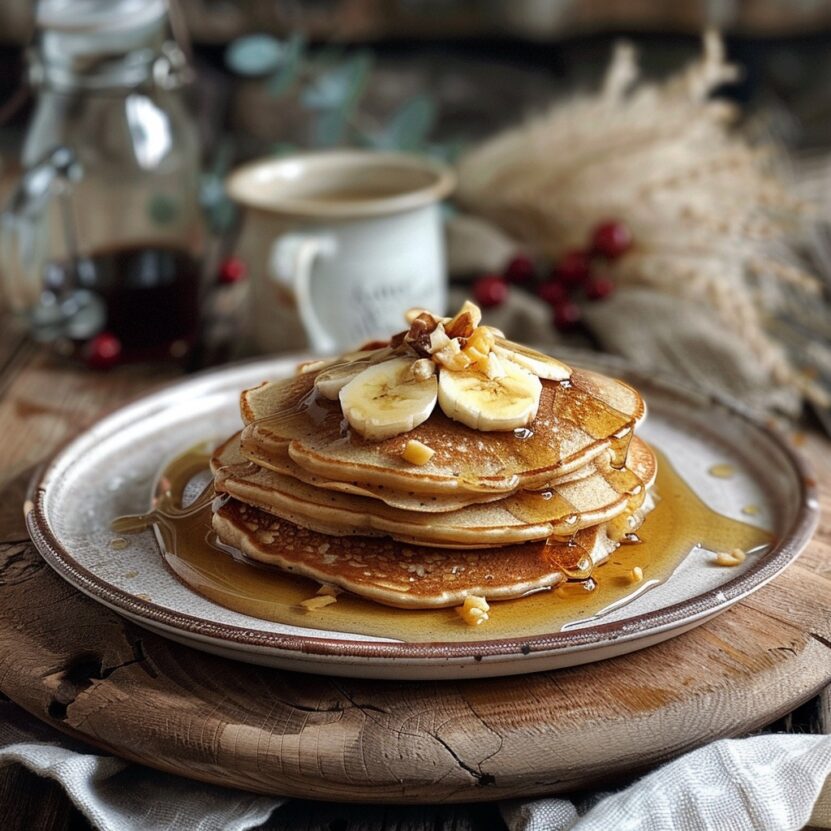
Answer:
[2, 0, 831, 424]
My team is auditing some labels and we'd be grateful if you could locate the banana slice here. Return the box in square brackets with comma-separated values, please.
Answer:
[438, 359, 541, 431]
[314, 347, 395, 400]
[493, 339, 571, 381]
[340, 357, 438, 440]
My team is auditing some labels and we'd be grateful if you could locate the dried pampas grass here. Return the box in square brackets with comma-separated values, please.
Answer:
[457, 31, 827, 407]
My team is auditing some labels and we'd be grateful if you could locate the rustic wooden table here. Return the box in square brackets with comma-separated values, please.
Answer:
[0, 322, 827, 831]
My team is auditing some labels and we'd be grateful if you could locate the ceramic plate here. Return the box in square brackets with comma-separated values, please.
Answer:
[26, 353, 818, 679]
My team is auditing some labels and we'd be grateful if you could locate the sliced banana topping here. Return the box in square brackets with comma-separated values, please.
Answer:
[493, 339, 571, 381]
[340, 357, 438, 441]
[314, 347, 395, 400]
[438, 358, 541, 431]
[318, 301, 570, 440]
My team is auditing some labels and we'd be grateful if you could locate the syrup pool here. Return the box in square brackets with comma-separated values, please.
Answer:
[112, 445, 771, 643]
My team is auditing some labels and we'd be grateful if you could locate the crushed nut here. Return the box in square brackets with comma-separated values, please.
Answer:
[404, 312, 440, 356]
[433, 338, 473, 371]
[316, 583, 342, 597]
[445, 300, 482, 339]
[463, 325, 495, 365]
[483, 351, 506, 380]
[714, 548, 746, 567]
[409, 358, 436, 381]
[299, 594, 338, 611]
[402, 438, 435, 466]
[428, 323, 451, 354]
[404, 307, 432, 324]
[297, 358, 330, 374]
[630, 566, 644, 584]
[456, 594, 490, 626]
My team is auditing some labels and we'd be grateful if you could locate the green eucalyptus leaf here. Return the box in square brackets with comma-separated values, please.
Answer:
[302, 51, 373, 112]
[312, 109, 348, 148]
[342, 51, 373, 112]
[267, 34, 306, 97]
[226, 35, 285, 77]
[375, 94, 437, 151]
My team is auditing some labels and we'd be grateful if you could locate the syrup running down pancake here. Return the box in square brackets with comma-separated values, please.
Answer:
[203, 302, 660, 619]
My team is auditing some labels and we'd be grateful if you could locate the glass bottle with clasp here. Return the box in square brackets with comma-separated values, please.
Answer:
[0, 0, 204, 363]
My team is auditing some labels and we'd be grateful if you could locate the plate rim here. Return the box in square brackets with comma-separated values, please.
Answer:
[25, 353, 820, 665]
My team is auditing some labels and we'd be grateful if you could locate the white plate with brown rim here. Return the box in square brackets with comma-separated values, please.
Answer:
[25, 352, 819, 680]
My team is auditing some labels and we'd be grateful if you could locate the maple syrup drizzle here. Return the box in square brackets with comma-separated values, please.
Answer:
[708, 463, 736, 479]
[246, 373, 639, 498]
[112, 445, 771, 643]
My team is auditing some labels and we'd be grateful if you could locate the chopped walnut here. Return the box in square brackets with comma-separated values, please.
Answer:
[463, 325, 495, 365]
[630, 566, 644, 584]
[456, 594, 490, 626]
[433, 338, 473, 371]
[404, 312, 441, 356]
[316, 584, 342, 597]
[408, 358, 436, 381]
[402, 439, 435, 465]
[445, 300, 482, 339]
[296, 358, 330, 375]
[714, 548, 746, 567]
[299, 594, 338, 610]
[483, 351, 506, 379]
[428, 324, 450, 354]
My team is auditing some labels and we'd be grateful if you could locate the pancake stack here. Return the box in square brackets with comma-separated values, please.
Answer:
[211, 302, 657, 620]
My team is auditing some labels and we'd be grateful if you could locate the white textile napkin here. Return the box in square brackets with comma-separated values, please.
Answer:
[0, 701, 283, 831]
[501, 734, 831, 831]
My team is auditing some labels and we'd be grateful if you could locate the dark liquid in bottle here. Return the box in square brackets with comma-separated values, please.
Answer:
[48, 244, 201, 361]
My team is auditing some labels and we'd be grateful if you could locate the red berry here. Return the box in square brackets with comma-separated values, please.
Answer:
[473, 275, 509, 308]
[85, 332, 122, 370]
[537, 281, 569, 307]
[585, 276, 616, 301]
[553, 250, 591, 285]
[504, 254, 535, 285]
[591, 220, 632, 259]
[552, 300, 582, 332]
[218, 256, 247, 284]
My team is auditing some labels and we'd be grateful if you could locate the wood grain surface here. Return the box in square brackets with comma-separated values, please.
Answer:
[0, 328, 829, 807]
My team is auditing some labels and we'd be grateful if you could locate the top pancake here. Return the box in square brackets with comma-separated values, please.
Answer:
[240, 366, 645, 495]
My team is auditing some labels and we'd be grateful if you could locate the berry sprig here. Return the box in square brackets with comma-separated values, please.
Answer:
[472, 219, 633, 332]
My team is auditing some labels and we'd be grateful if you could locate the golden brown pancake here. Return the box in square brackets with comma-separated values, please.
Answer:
[212, 435, 656, 548]
[239, 367, 645, 495]
[212, 495, 654, 609]
[220, 432, 602, 514]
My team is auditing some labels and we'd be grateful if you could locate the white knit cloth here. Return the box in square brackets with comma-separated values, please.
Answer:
[1, 700, 829, 831]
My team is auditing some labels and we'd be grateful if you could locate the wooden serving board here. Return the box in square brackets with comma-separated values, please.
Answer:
[0, 340, 829, 803]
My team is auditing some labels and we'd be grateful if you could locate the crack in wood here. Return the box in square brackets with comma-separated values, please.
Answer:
[45, 639, 148, 722]
[0, 542, 45, 585]
[432, 734, 495, 787]
[328, 679, 391, 715]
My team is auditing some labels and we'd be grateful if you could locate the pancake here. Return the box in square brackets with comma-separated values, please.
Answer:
[212, 494, 655, 609]
[239, 367, 645, 495]
[224, 433, 600, 513]
[213, 435, 656, 548]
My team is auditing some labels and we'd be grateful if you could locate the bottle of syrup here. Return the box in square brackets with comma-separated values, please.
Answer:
[0, 0, 204, 364]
